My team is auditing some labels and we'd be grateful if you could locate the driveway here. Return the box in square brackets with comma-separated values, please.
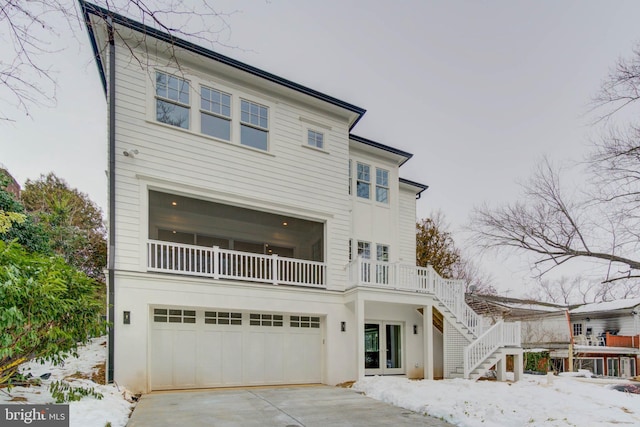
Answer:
[127, 385, 453, 426]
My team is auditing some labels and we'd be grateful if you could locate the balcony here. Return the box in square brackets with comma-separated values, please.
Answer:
[147, 240, 326, 287]
[575, 333, 640, 349]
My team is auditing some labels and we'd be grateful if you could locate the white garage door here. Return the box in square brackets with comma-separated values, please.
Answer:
[150, 308, 322, 390]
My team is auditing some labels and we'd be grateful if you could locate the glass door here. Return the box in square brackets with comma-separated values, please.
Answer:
[364, 322, 404, 375]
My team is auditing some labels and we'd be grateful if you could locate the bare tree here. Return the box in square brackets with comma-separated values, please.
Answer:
[0, 0, 235, 121]
[470, 46, 640, 285]
[451, 255, 497, 295]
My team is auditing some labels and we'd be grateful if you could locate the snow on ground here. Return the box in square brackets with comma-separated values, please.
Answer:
[0, 337, 133, 427]
[354, 374, 640, 426]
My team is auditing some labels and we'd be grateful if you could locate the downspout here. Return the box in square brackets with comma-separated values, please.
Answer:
[107, 18, 116, 384]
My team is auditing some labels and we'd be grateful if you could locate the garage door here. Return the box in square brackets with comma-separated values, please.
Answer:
[150, 308, 322, 390]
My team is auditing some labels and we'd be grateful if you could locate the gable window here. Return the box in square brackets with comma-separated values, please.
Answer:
[573, 323, 583, 336]
[357, 163, 371, 199]
[155, 71, 190, 129]
[376, 168, 389, 203]
[200, 86, 231, 140]
[307, 129, 324, 149]
[240, 99, 269, 150]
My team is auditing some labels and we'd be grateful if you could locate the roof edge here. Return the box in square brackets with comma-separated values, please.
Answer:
[349, 134, 413, 166]
[79, 1, 366, 125]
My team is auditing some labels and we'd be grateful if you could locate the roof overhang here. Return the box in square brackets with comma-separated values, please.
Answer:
[399, 178, 429, 198]
[349, 134, 413, 166]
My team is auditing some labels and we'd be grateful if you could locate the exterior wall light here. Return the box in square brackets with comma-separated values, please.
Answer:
[341, 321, 346, 332]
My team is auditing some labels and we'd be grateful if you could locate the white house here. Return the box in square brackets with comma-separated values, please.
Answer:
[81, 1, 522, 393]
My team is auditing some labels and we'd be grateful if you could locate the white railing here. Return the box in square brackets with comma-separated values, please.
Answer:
[349, 258, 485, 337]
[463, 320, 521, 378]
[147, 240, 326, 287]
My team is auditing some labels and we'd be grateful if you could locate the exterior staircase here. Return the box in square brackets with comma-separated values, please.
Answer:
[349, 259, 522, 380]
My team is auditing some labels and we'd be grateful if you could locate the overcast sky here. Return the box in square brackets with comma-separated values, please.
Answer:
[2, 0, 640, 295]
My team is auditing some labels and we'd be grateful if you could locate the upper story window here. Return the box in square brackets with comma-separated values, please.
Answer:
[155, 71, 190, 129]
[357, 163, 370, 199]
[376, 244, 389, 262]
[200, 86, 231, 141]
[357, 240, 371, 259]
[240, 99, 269, 150]
[376, 168, 389, 203]
[573, 323, 583, 336]
[307, 129, 324, 149]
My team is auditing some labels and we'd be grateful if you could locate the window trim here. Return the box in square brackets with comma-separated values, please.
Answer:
[200, 84, 232, 141]
[154, 70, 191, 130]
[356, 162, 371, 199]
[375, 168, 390, 204]
[307, 129, 324, 149]
[240, 98, 269, 151]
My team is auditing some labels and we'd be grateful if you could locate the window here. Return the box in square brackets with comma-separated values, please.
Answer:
[576, 358, 604, 376]
[240, 99, 269, 150]
[376, 244, 389, 262]
[357, 241, 371, 259]
[200, 86, 231, 140]
[250, 313, 283, 327]
[573, 323, 583, 336]
[290, 316, 320, 328]
[205, 311, 242, 325]
[376, 244, 389, 284]
[357, 163, 370, 199]
[153, 308, 196, 323]
[376, 168, 389, 203]
[307, 129, 324, 149]
[607, 358, 619, 377]
[155, 71, 190, 129]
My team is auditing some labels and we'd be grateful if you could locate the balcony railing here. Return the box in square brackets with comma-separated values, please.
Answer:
[348, 258, 486, 337]
[575, 333, 640, 348]
[463, 320, 521, 378]
[147, 239, 326, 288]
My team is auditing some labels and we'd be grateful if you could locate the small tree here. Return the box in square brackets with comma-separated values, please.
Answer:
[416, 212, 460, 278]
[0, 240, 106, 386]
[21, 173, 106, 283]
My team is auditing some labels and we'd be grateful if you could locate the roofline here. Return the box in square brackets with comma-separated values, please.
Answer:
[79, 0, 366, 128]
[399, 177, 429, 197]
[349, 134, 413, 166]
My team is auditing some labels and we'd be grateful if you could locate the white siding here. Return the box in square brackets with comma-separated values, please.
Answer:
[444, 318, 466, 378]
[349, 148, 403, 262]
[110, 40, 353, 289]
[398, 186, 417, 263]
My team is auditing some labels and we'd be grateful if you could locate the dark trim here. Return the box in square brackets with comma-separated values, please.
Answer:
[107, 21, 116, 384]
[80, 1, 107, 97]
[349, 134, 413, 166]
[399, 177, 429, 199]
[79, 1, 366, 128]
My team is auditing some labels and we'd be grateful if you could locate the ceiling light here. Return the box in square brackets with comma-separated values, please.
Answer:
[282, 222, 288, 226]
[171, 201, 177, 206]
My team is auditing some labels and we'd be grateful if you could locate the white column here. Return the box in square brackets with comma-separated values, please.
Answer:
[424, 305, 434, 379]
[496, 355, 506, 381]
[355, 297, 365, 380]
[513, 351, 523, 382]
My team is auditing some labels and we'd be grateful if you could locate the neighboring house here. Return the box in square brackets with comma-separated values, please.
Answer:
[81, 1, 522, 393]
[468, 294, 640, 378]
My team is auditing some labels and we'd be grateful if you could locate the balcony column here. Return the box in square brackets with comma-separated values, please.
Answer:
[355, 297, 365, 380]
[513, 350, 523, 382]
[423, 305, 434, 379]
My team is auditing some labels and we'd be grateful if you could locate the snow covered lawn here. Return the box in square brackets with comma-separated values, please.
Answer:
[354, 375, 640, 426]
[0, 337, 133, 427]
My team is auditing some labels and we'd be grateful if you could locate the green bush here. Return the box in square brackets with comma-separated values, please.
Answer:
[0, 241, 106, 386]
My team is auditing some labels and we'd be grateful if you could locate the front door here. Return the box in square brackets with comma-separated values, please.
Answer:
[364, 322, 404, 375]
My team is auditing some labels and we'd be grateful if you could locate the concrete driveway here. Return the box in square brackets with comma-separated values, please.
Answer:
[127, 385, 452, 426]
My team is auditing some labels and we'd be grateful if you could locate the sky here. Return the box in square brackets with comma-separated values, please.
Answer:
[2, 0, 640, 295]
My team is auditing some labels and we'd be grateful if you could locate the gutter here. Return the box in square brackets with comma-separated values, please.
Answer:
[107, 18, 116, 384]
